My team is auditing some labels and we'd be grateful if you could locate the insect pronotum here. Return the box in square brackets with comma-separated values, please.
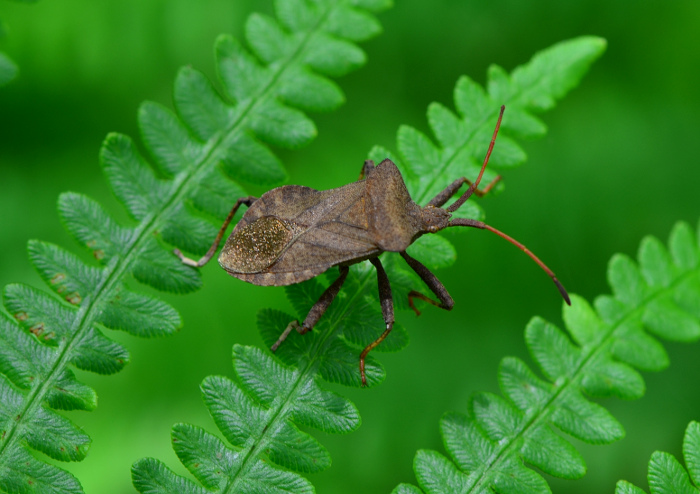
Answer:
[175, 105, 570, 386]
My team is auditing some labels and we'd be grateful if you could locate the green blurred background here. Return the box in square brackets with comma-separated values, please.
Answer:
[1, 0, 699, 492]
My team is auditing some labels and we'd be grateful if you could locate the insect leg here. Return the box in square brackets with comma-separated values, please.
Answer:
[359, 257, 396, 387]
[446, 105, 505, 213]
[426, 175, 502, 208]
[271, 321, 301, 352]
[400, 251, 455, 315]
[174, 196, 257, 267]
[358, 159, 376, 180]
[271, 265, 350, 352]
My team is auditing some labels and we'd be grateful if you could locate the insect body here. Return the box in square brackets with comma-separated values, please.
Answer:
[175, 106, 570, 386]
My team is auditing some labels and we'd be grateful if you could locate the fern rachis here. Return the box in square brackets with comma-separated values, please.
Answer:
[129, 36, 606, 493]
[395, 220, 700, 493]
[0, 0, 389, 490]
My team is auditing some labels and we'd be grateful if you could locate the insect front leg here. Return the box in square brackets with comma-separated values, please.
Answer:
[426, 175, 502, 208]
[400, 251, 454, 315]
[359, 257, 395, 387]
[271, 265, 350, 352]
[174, 196, 256, 267]
[442, 107, 505, 212]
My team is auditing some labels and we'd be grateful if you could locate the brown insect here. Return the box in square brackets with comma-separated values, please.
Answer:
[175, 106, 570, 386]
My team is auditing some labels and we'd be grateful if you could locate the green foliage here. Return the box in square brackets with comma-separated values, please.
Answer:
[0, 0, 40, 86]
[395, 219, 700, 493]
[0, 0, 386, 491]
[0, 52, 17, 87]
[616, 421, 700, 494]
[136, 36, 603, 492]
[133, 344, 358, 492]
[384, 36, 605, 310]
[0, 16, 16, 87]
[370, 36, 606, 209]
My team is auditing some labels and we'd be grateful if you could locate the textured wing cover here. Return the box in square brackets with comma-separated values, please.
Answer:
[219, 183, 381, 286]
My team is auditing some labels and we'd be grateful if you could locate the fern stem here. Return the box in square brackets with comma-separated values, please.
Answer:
[0, 301, 93, 459]
[0, 0, 346, 473]
[0, 250, 124, 458]
[467, 269, 697, 492]
[0, 211, 156, 460]
[311, 266, 377, 361]
[224, 266, 376, 491]
[223, 363, 311, 492]
[416, 72, 562, 206]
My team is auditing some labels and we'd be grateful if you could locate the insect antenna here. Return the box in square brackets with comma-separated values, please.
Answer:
[447, 105, 505, 213]
[442, 104, 570, 304]
[449, 217, 571, 305]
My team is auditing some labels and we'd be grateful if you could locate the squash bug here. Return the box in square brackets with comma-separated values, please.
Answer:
[175, 106, 570, 386]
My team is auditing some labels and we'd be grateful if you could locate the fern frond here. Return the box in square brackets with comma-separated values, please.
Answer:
[135, 36, 603, 492]
[616, 421, 700, 494]
[373, 36, 606, 309]
[395, 219, 700, 493]
[0, 0, 386, 489]
[371, 36, 606, 208]
[132, 344, 358, 493]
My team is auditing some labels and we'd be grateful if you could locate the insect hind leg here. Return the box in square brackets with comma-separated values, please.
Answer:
[359, 257, 395, 387]
[271, 265, 350, 352]
[400, 251, 454, 315]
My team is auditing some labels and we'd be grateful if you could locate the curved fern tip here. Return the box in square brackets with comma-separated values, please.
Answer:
[564, 35, 608, 52]
[590, 35, 608, 50]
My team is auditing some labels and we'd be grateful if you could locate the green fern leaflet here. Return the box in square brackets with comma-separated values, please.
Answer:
[617, 421, 700, 494]
[134, 36, 604, 493]
[0, 0, 389, 491]
[394, 219, 700, 493]
[372, 36, 606, 313]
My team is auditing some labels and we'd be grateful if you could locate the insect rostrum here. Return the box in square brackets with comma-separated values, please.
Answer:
[175, 106, 570, 386]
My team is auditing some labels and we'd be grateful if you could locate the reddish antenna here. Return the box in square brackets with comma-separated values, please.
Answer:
[447, 105, 505, 213]
[448, 105, 570, 305]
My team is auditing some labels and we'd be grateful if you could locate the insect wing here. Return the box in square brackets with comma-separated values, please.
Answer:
[218, 216, 296, 273]
[220, 183, 380, 286]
